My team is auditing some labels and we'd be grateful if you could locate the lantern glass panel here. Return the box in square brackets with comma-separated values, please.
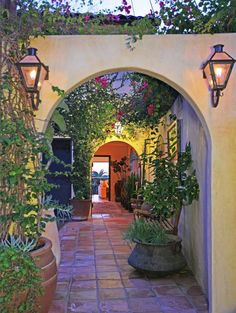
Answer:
[204, 63, 214, 89]
[21, 66, 39, 89]
[38, 66, 48, 90]
[212, 63, 232, 89]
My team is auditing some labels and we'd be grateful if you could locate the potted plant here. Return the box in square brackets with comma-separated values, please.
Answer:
[124, 219, 186, 274]
[124, 143, 199, 274]
[0, 116, 58, 312]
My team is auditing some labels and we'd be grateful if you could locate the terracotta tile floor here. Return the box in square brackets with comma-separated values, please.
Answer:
[49, 202, 209, 313]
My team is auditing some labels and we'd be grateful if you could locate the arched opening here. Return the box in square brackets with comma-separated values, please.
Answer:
[44, 68, 211, 307]
[92, 140, 140, 203]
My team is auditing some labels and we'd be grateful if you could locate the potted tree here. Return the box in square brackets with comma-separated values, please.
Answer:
[124, 143, 199, 274]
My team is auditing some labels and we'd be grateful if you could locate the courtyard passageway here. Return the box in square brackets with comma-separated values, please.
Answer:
[49, 202, 208, 313]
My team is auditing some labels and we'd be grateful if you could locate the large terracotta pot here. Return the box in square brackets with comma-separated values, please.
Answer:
[70, 198, 91, 221]
[128, 235, 186, 275]
[42, 209, 61, 267]
[31, 237, 57, 313]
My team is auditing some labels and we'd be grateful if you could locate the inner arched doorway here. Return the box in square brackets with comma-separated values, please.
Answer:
[92, 141, 140, 203]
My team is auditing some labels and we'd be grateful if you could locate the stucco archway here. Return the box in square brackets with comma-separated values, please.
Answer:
[32, 34, 236, 313]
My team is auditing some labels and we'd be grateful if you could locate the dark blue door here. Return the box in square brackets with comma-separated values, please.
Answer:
[46, 138, 72, 205]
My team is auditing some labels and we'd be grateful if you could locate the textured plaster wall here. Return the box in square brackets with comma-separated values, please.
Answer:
[32, 34, 236, 313]
[172, 97, 209, 295]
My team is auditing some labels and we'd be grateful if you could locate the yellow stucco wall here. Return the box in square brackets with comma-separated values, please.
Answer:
[32, 34, 236, 313]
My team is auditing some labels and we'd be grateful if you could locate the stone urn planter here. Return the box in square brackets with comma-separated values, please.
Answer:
[31, 237, 57, 313]
[70, 198, 91, 221]
[128, 235, 186, 274]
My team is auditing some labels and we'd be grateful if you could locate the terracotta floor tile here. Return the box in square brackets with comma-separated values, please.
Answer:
[158, 295, 194, 310]
[51, 202, 208, 313]
[99, 288, 126, 300]
[153, 285, 184, 296]
[96, 259, 117, 266]
[183, 285, 204, 296]
[188, 295, 208, 310]
[96, 254, 116, 261]
[128, 297, 162, 312]
[97, 272, 121, 280]
[96, 265, 120, 272]
[48, 300, 66, 313]
[149, 277, 177, 286]
[54, 290, 68, 301]
[99, 299, 129, 312]
[73, 272, 96, 280]
[68, 301, 99, 313]
[69, 289, 97, 300]
[71, 280, 97, 290]
[98, 279, 124, 288]
[122, 278, 151, 288]
[126, 287, 156, 298]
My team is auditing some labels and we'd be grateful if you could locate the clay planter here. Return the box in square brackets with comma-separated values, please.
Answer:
[70, 198, 91, 221]
[128, 235, 186, 275]
[31, 237, 57, 313]
[42, 209, 61, 267]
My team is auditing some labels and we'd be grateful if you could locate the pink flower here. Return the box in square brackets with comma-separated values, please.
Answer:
[100, 78, 108, 88]
[147, 104, 155, 116]
[95, 77, 108, 88]
[84, 15, 90, 23]
[143, 81, 148, 89]
[159, 1, 164, 8]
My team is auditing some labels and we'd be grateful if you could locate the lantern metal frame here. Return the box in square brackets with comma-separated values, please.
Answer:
[16, 47, 49, 110]
[202, 44, 235, 107]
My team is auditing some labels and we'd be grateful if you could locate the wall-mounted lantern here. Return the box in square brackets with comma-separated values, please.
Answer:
[202, 44, 235, 107]
[114, 121, 123, 135]
[16, 48, 49, 110]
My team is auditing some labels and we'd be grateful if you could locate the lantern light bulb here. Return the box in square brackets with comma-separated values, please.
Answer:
[30, 69, 37, 80]
[215, 67, 223, 77]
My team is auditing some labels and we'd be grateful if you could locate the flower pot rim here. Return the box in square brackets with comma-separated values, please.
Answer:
[132, 234, 182, 247]
[30, 236, 52, 257]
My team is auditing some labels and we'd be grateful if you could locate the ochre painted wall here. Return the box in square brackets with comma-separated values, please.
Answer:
[32, 34, 236, 313]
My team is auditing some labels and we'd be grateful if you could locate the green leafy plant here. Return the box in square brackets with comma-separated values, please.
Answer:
[111, 156, 130, 181]
[0, 246, 42, 313]
[61, 80, 117, 199]
[124, 219, 168, 245]
[142, 143, 199, 233]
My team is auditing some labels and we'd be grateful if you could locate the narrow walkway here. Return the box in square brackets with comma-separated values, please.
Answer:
[49, 202, 208, 313]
